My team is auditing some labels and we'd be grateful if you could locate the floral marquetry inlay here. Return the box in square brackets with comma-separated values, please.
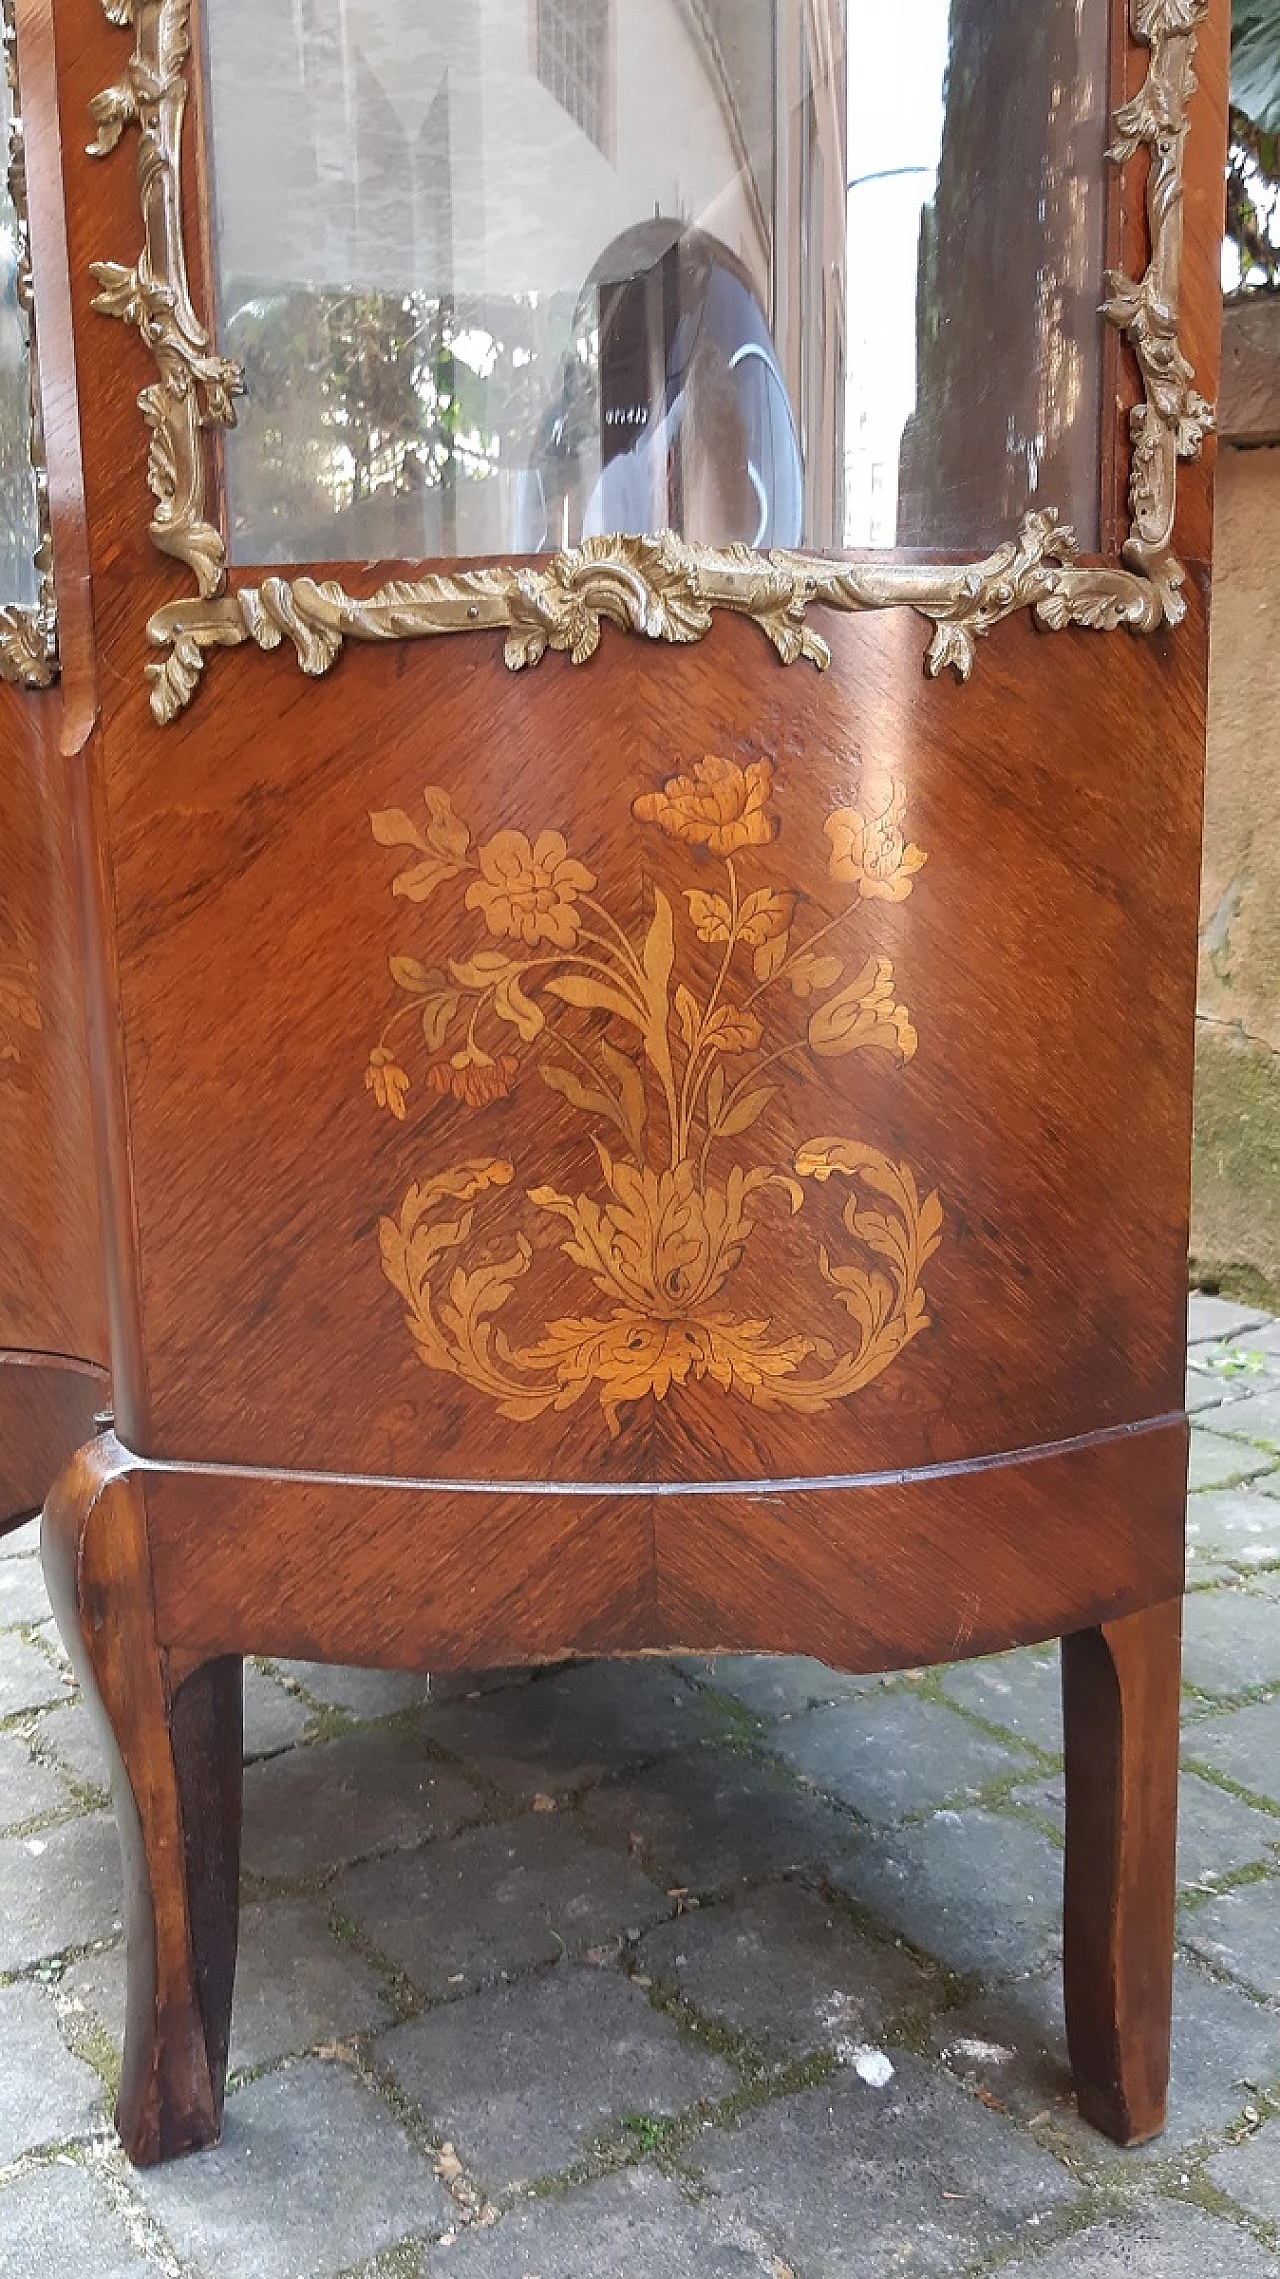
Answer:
[367, 757, 942, 1437]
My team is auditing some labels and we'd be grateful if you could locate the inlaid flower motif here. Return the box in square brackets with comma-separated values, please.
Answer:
[372, 753, 941, 1439]
[366, 1047, 410, 1120]
[427, 1046, 520, 1110]
[465, 830, 596, 950]
[807, 954, 917, 1062]
[684, 886, 795, 955]
[826, 774, 927, 902]
[634, 755, 778, 854]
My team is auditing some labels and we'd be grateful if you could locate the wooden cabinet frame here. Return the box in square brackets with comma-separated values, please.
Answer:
[14, 0, 1231, 2169]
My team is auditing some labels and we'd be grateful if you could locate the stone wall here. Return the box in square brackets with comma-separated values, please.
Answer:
[1194, 294, 1280, 1305]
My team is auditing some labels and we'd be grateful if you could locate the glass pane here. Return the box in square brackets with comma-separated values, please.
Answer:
[204, 0, 1109, 567]
[0, 46, 40, 608]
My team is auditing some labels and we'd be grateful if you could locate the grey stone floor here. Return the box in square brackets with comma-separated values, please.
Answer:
[3, 1299, 1280, 2274]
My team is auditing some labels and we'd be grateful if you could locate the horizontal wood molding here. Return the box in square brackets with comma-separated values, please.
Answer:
[135, 1416, 1187, 1674]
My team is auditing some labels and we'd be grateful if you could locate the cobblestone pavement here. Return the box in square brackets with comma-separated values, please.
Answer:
[3, 1298, 1280, 2274]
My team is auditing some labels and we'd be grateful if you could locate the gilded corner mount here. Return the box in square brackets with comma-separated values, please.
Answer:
[88, 0, 1214, 724]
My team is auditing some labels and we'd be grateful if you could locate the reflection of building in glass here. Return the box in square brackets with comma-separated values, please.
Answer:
[895, 0, 1108, 553]
[207, 0, 847, 564]
[535, 0, 612, 158]
[842, 0, 1108, 556]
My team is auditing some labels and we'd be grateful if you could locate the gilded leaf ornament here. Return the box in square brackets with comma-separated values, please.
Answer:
[369, 759, 942, 1438]
[87, 0, 1213, 721]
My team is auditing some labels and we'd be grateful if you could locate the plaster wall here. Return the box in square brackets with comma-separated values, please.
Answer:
[1193, 394, 1280, 1304]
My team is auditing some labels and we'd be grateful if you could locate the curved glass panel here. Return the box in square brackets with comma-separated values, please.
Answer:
[0, 46, 39, 607]
[205, 0, 1109, 567]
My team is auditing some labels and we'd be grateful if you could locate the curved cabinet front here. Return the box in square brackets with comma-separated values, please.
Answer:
[81, 597, 1198, 1664]
[43, 0, 1225, 1661]
[0, 684, 109, 1529]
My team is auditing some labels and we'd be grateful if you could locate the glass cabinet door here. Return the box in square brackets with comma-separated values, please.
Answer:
[202, 0, 1110, 568]
[0, 42, 40, 608]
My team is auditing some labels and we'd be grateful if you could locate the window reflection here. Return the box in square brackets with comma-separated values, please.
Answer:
[0, 49, 39, 609]
[204, 0, 1108, 568]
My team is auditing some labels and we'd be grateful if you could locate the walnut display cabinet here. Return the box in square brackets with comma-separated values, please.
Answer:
[9, 0, 1227, 2167]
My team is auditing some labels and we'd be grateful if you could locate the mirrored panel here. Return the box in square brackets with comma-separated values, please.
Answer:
[0, 45, 40, 607]
[204, 0, 1110, 567]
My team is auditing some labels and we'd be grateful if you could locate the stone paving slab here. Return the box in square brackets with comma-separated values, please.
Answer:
[769, 1687, 1028, 1824]
[0, 1811, 121, 1972]
[0, 1980, 105, 2161]
[329, 1812, 670, 1996]
[1208, 1386, 1280, 1450]
[0, 1555, 52, 1629]
[420, 1660, 718, 1803]
[1181, 1693, 1280, 1799]
[1182, 1586, 1280, 1694]
[0, 2162, 157, 2276]
[580, 1744, 858, 1891]
[937, 1648, 1064, 1756]
[2, 1310, 1280, 2278]
[0, 1518, 40, 1557]
[1187, 1366, 1235, 1415]
[1189, 1431, 1279, 1491]
[31, 1698, 112, 1798]
[1187, 1489, 1280, 1564]
[1182, 1876, 1280, 1998]
[242, 1664, 312, 1758]
[1010, 1766, 1280, 1891]
[828, 1807, 1063, 1979]
[240, 1730, 483, 1883]
[379, 1963, 735, 2192]
[692, 2057, 1081, 2276]
[0, 1730, 70, 1832]
[276, 1659, 432, 1721]
[1208, 2115, 1280, 2226]
[423, 2163, 781, 2275]
[637, 1878, 940, 2061]
[684, 1652, 883, 1717]
[1187, 1556, 1242, 1587]
[0, 1634, 68, 1720]
[132, 2060, 453, 2279]
[932, 1954, 1280, 2162]
[64, 1895, 398, 2075]
[1189, 1296, 1274, 1342]
[1000, 2199, 1280, 2276]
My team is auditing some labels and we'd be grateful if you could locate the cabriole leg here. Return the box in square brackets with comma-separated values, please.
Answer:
[1061, 1596, 1182, 2146]
[41, 1438, 242, 2166]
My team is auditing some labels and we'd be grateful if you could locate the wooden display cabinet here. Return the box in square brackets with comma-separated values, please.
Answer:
[11, 0, 1229, 2166]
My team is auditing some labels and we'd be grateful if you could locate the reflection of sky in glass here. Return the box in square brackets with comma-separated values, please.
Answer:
[845, 2, 949, 548]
